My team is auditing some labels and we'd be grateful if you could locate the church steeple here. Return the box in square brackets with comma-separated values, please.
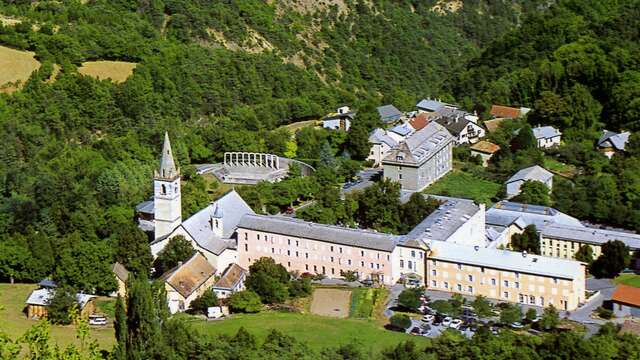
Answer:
[153, 131, 182, 240]
[155, 131, 179, 180]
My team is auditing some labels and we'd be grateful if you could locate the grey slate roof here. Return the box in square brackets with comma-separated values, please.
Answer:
[237, 214, 400, 252]
[178, 190, 254, 255]
[156, 132, 179, 179]
[540, 224, 640, 250]
[598, 130, 630, 151]
[368, 128, 398, 148]
[416, 99, 445, 112]
[427, 240, 584, 280]
[486, 201, 583, 229]
[25, 289, 95, 308]
[389, 122, 414, 137]
[377, 104, 403, 123]
[404, 196, 480, 243]
[506, 165, 553, 184]
[382, 122, 453, 167]
[532, 126, 561, 140]
[434, 115, 471, 136]
[135, 199, 154, 214]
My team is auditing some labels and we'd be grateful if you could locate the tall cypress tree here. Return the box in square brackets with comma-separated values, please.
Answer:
[113, 295, 127, 360]
[125, 274, 164, 360]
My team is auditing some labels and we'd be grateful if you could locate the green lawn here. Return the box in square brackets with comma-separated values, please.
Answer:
[424, 170, 501, 205]
[613, 274, 640, 288]
[0, 283, 115, 350]
[187, 311, 425, 353]
[350, 287, 387, 320]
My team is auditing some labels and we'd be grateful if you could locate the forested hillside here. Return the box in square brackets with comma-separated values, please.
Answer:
[451, 0, 640, 231]
[0, 0, 541, 288]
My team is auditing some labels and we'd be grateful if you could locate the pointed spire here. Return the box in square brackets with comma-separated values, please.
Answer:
[155, 131, 179, 179]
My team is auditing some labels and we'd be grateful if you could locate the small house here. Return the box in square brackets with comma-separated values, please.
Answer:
[416, 98, 446, 113]
[367, 128, 398, 167]
[490, 105, 522, 119]
[598, 130, 630, 158]
[161, 252, 217, 314]
[376, 104, 403, 124]
[25, 288, 96, 320]
[322, 106, 355, 131]
[212, 263, 247, 299]
[532, 125, 561, 148]
[505, 165, 553, 198]
[469, 141, 501, 166]
[111, 262, 129, 298]
[611, 284, 640, 318]
[435, 113, 485, 145]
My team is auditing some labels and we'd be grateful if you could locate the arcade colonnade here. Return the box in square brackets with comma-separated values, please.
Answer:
[223, 152, 280, 169]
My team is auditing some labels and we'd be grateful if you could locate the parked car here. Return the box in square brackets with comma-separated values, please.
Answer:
[422, 314, 434, 322]
[88, 315, 107, 326]
[432, 315, 443, 326]
[442, 317, 453, 327]
[410, 327, 424, 336]
[490, 326, 499, 335]
[420, 323, 432, 332]
[510, 322, 524, 329]
[449, 319, 463, 329]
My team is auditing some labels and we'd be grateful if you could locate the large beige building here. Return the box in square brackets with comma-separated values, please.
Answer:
[539, 224, 640, 260]
[236, 214, 400, 285]
[425, 241, 586, 311]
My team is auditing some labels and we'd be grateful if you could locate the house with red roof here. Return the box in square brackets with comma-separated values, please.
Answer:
[611, 284, 640, 318]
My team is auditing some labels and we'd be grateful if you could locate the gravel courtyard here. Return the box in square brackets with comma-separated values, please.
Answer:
[310, 288, 352, 318]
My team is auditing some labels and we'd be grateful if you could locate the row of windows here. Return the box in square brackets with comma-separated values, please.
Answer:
[243, 233, 389, 260]
[431, 262, 562, 284]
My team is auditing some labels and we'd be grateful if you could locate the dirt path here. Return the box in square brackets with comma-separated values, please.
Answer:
[310, 288, 351, 318]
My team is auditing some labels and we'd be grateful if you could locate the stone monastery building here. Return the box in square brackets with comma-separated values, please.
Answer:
[140, 133, 587, 311]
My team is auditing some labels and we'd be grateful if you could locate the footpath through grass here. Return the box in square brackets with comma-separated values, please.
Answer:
[613, 274, 640, 288]
[188, 311, 425, 353]
[424, 170, 501, 205]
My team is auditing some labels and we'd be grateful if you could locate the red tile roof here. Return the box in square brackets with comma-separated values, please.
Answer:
[490, 105, 521, 119]
[483, 118, 507, 133]
[409, 113, 431, 131]
[611, 284, 640, 307]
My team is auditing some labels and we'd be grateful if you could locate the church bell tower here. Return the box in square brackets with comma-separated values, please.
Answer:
[154, 132, 182, 240]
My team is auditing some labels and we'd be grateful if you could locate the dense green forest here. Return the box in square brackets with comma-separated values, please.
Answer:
[0, 0, 543, 289]
[0, 0, 639, 289]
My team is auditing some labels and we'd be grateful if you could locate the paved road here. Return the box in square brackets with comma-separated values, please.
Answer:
[568, 278, 617, 334]
[341, 168, 382, 195]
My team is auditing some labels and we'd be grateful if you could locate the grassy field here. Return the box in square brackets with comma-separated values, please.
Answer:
[0, 45, 41, 93]
[424, 170, 501, 205]
[0, 284, 115, 350]
[350, 287, 388, 320]
[613, 274, 640, 288]
[78, 61, 137, 83]
[187, 311, 425, 353]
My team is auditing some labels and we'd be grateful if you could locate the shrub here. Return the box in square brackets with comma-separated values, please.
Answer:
[429, 300, 454, 315]
[189, 290, 218, 314]
[228, 291, 262, 313]
[47, 286, 78, 325]
[340, 270, 358, 282]
[288, 277, 312, 298]
[597, 307, 614, 320]
[389, 314, 411, 331]
[398, 288, 422, 312]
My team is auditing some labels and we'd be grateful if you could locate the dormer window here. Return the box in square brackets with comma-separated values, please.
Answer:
[396, 155, 404, 161]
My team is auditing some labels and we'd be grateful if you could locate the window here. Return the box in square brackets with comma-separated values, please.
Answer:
[503, 292, 509, 299]
[553, 278, 558, 284]
[287, 250, 290, 256]
[376, 263, 380, 270]
[339, 247, 343, 254]
[444, 282, 449, 289]
[515, 272, 520, 279]
[399, 174, 402, 180]
[287, 239, 291, 245]
[519, 294, 524, 303]
[361, 250, 365, 257]
[504, 280, 509, 287]
[244, 233, 248, 240]
[348, 259, 352, 265]
[287, 261, 291, 267]
[457, 284, 462, 291]
[432, 269, 437, 276]
[296, 240, 299, 247]
[457, 264, 462, 270]
[322, 266, 326, 274]
[400, 260, 404, 268]
[540, 296, 544, 306]
[529, 296, 535, 305]
[432, 280, 437, 287]
[481, 267, 485, 273]
[271, 248, 275, 254]
[491, 278, 496, 286]
[244, 244, 248, 252]
[411, 250, 416, 258]
[408, 261, 413, 269]
[305, 264, 309, 270]
[296, 251, 299, 257]
[314, 265, 317, 272]
[387, 254, 390, 261]
[419, 252, 423, 259]
[257, 234, 261, 240]
[468, 286, 473, 293]
[515, 282, 520, 289]
[331, 268, 335, 275]
[468, 275, 473, 282]
[396, 155, 404, 161]
[330, 246, 334, 252]
[361, 261, 364, 267]
[330, 257, 334, 263]
[161, 184, 166, 195]
[370, 263, 374, 269]
[432, 260, 437, 266]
